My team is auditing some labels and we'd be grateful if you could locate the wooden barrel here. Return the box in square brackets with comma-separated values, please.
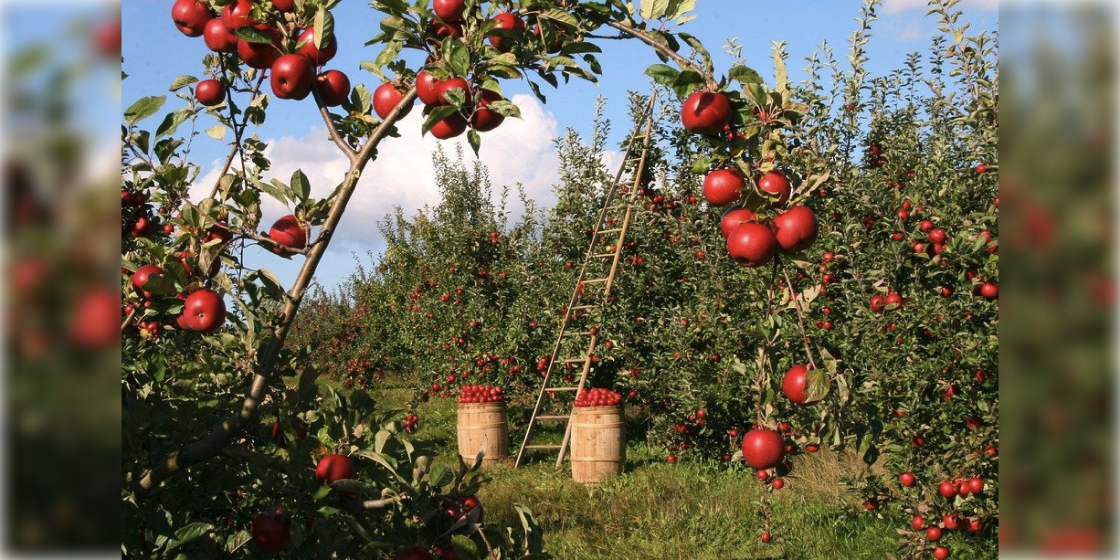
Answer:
[457, 402, 509, 467]
[571, 405, 625, 484]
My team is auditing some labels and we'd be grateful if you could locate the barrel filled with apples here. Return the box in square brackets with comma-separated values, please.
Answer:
[456, 385, 509, 466]
[570, 388, 625, 484]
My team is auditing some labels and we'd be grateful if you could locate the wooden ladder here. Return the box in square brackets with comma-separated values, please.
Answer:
[514, 94, 658, 469]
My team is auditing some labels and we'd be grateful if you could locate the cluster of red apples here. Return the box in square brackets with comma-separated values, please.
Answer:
[457, 384, 504, 404]
[573, 387, 621, 407]
[679, 91, 819, 267]
[172, 0, 351, 106]
[898, 472, 986, 560]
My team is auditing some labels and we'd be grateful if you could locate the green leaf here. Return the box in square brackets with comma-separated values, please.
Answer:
[644, 64, 680, 87]
[206, 124, 228, 140]
[291, 170, 311, 201]
[804, 368, 831, 403]
[8, 44, 50, 77]
[164, 522, 214, 553]
[156, 109, 192, 139]
[451, 535, 481, 560]
[429, 464, 453, 488]
[234, 26, 274, 44]
[124, 96, 167, 125]
[169, 75, 199, 91]
[374, 429, 391, 453]
[729, 65, 762, 85]
[467, 129, 481, 157]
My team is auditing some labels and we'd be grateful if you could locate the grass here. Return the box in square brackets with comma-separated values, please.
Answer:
[361, 383, 927, 559]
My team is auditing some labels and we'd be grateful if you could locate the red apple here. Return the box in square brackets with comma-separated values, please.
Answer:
[772, 205, 818, 252]
[68, 288, 120, 349]
[720, 207, 757, 238]
[938, 481, 957, 498]
[430, 113, 468, 139]
[899, 472, 915, 487]
[434, 77, 471, 107]
[488, 12, 525, 51]
[933, 546, 950, 560]
[760, 531, 772, 543]
[271, 0, 295, 13]
[269, 215, 308, 250]
[680, 91, 731, 135]
[297, 27, 337, 65]
[870, 296, 885, 312]
[885, 292, 903, 308]
[222, 0, 256, 30]
[781, 364, 821, 405]
[237, 25, 281, 69]
[942, 515, 960, 530]
[702, 168, 745, 207]
[928, 228, 947, 244]
[271, 54, 315, 100]
[131, 265, 164, 297]
[911, 514, 925, 530]
[967, 477, 984, 494]
[195, 79, 226, 106]
[171, 0, 212, 37]
[396, 548, 434, 560]
[926, 527, 942, 541]
[979, 282, 998, 299]
[741, 428, 783, 469]
[726, 222, 777, 268]
[757, 171, 791, 205]
[374, 82, 413, 119]
[315, 453, 356, 484]
[316, 70, 350, 107]
[203, 17, 238, 52]
[176, 289, 226, 332]
[470, 90, 505, 132]
[416, 71, 444, 106]
[433, 0, 466, 21]
[250, 511, 290, 552]
[919, 219, 935, 233]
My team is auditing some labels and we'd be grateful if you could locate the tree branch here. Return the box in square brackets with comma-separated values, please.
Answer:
[311, 89, 357, 163]
[132, 88, 419, 498]
[208, 73, 267, 201]
[781, 265, 818, 371]
[603, 21, 718, 90]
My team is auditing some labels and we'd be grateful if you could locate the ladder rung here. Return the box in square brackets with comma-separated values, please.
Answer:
[592, 253, 615, 258]
[570, 304, 598, 311]
[525, 445, 562, 450]
[583, 278, 608, 284]
[597, 228, 623, 235]
[548, 387, 580, 391]
[536, 415, 570, 421]
[563, 358, 588, 363]
[574, 331, 596, 336]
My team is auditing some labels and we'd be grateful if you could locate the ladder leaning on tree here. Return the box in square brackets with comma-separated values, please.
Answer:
[514, 94, 658, 469]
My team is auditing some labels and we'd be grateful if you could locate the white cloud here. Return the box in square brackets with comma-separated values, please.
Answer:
[193, 94, 565, 245]
[883, 0, 998, 14]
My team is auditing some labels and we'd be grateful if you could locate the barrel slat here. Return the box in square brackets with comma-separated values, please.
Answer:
[457, 402, 509, 467]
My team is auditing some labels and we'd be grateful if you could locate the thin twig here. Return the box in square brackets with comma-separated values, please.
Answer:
[208, 73, 268, 201]
[360, 496, 404, 509]
[781, 265, 818, 371]
[121, 307, 138, 333]
[604, 21, 718, 90]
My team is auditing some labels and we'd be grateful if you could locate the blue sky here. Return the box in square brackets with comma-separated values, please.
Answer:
[119, 1, 998, 291]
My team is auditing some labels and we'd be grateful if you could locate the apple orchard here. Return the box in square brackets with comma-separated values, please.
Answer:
[121, 0, 997, 558]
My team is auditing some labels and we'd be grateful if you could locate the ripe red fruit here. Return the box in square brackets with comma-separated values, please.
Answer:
[928, 228, 947, 244]
[966, 518, 982, 532]
[919, 219, 935, 233]
[237, 25, 281, 69]
[870, 296, 886, 312]
[772, 205, 819, 253]
[885, 292, 903, 308]
[269, 215, 307, 250]
[781, 364, 817, 405]
[899, 472, 916, 487]
[771, 477, 784, 490]
[176, 289, 226, 332]
[374, 83, 412, 119]
[470, 90, 505, 132]
[938, 481, 957, 498]
[805, 444, 819, 453]
[433, 0, 466, 21]
[297, 27, 338, 66]
[316, 70, 351, 107]
[430, 113, 468, 139]
[926, 527, 942, 541]
[975, 162, 988, 174]
[203, 17, 238, 52]
[666, 453, 677, 463]
[726, 222, 777, 268]
[979, 282, 998, 299]
[460, 495, 483, 522]
[703, 168, 745, 207]
[755, 469, 769, 481]
[757, 171, 791, 206]
[271, 54, 315, 100]
[195, 79, 226, 106]
[933, 546, 950, 559]
[942, 515, 960, 530]
[740, 429, 783, 469]
[131, 265, 164, 296]
[222, 0, 255, 30]
[435, 77, 471, 107]
[271, 0, 295, 13]
[911, 514, 925, 531]
[250, 512, 291, 552]
[488, 12, 525, 51]
[69, 288, 120, 349]
[415, 71, 443, 105]
[760, 531, 772, 543]
[315, 453, 356, 484]
[171, 0, 212, 37]
[680, 91, 731, 135]
[719, 207, 757, 238]
[967, 477, 984, 494]
[864, 499, 878, 510]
